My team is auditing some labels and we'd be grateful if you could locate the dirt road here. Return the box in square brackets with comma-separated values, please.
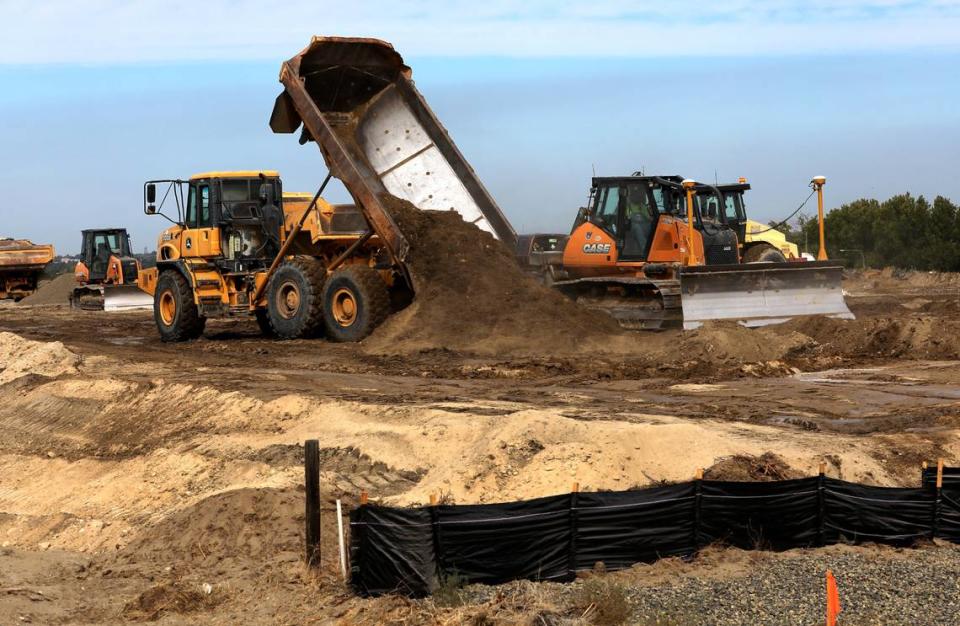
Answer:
[0, 268, 958, 623]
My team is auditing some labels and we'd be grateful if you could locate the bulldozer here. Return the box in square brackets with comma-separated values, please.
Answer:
[138, 37, 515, 342]
[0, 238, 55, 301]
[549, 174, 853, 329]
[71, 228, 153, 310]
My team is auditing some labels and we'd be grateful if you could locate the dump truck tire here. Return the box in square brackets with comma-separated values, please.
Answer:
[265, 257, 325, 340]
[322, 265, 390, 342]
[154, 271, 206, 342]
[255, 310, 275, 337]
[744, 244, 787, 264]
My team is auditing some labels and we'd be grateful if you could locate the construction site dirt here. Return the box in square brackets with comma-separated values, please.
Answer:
[2, 267, 960, 623]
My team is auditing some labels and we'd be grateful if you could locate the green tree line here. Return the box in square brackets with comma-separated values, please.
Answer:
[774, 193, 960, 271]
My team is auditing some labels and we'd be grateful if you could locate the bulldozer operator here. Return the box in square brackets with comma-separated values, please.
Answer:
[622, 184, 655, 259]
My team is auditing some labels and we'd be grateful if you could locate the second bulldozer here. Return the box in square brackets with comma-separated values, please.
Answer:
[71, 228, 153, 311]
[551, 175, 853, 329]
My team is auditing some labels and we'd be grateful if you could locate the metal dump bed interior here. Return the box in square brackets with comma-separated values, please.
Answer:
[270, 37, 517, 253]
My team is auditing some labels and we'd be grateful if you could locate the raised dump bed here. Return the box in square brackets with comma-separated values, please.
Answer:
[270, 36, 518, 270]
[0, 238, 55, 301]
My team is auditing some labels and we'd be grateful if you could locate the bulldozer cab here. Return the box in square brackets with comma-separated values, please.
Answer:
[580, 176, 678, 262]
[577, 176, 739, 265]
[81, 228, 132, 282]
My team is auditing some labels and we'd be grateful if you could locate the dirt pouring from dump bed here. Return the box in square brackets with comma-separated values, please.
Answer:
[364, 195, 625, 356]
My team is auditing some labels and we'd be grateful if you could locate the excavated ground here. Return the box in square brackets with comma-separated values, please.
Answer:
[0, 266, 959, 624]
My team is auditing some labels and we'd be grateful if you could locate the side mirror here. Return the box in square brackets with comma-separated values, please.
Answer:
[259, 183, 274, 204]
[145, 183, 157, 214]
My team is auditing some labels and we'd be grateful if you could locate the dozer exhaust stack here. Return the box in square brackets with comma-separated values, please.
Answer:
[679, 261, 853, 329]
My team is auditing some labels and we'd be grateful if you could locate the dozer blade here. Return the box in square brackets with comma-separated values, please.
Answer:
[103, 285, 153, 312]
[678, 261, 854, 329]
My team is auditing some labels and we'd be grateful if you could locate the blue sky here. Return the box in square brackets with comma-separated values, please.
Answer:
[2, 1, 959, 253]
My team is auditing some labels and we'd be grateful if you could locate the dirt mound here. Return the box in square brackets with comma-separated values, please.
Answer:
[704, 453, 801, 481]
[0, 331, 79, 384]
[676, 321, 813, 364]
[784, 315, 960, 360]
[364, 197, 624, 356]
[20, 272, 75, 306]
[116, 488, 302, 572]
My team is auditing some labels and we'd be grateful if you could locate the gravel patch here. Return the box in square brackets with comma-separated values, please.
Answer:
[439, 542, 960, 625]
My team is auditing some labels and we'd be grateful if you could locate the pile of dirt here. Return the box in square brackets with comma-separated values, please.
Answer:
[115, 487, 302, 573]
[0, 331, 79, 384]
[845, 267, 960, 296]
[364, 196, 625, 356]
[674, 321, 813, 365]
[20, 272, 75, 306]
[784, 315, 960, 360]
[703, 453, 802, 482]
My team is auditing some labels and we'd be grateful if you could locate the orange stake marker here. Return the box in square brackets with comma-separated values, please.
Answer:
[826, 570, 841, 626]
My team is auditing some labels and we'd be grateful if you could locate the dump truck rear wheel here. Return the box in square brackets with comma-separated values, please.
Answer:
[255, 310, 274, 337]
[322, 265, 390, 342]
[743, 245, 787, 264]
[154, 271, 206, 342]
[265, 257, 325, 339]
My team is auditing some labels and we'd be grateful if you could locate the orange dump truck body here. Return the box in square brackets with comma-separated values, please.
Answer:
[0, 238, 55, 300]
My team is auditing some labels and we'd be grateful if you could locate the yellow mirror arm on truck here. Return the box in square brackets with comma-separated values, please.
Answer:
[250, 172, 332, 307]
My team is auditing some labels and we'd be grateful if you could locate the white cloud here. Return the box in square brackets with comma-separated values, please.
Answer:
[1, 0, 959, 63]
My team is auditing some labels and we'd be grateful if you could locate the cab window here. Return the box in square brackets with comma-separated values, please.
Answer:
[199, 185, 211, 226]
[186, 186, 197, 225]
[724, 193, 743, 223]
[93, 233, 120, 254]
[592, 186, 621, 236]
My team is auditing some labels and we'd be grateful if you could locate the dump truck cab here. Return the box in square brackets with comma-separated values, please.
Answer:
[149, 171, 283, 269]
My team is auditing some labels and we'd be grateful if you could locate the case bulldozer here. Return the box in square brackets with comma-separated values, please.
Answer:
[550, 175, 853, 329]
[71, 228, 152, 310]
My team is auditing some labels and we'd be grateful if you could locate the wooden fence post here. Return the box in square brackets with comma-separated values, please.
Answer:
[304, 439, 321, 568]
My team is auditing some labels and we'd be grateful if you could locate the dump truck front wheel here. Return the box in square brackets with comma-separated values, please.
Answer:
[322, 265, 390, 342]
[265, 257, 325, 339]
[743, 244, 787, 264]
[154, 271, 206, 342]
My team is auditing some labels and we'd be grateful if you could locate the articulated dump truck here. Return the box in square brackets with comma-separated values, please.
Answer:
[0, 239, 55, 301]
[139, 37, 516, 342]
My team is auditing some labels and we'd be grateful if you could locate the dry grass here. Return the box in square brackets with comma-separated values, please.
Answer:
[570, 577, 631, 625]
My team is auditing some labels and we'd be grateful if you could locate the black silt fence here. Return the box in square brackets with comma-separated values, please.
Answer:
[349, 473, 960, 597]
